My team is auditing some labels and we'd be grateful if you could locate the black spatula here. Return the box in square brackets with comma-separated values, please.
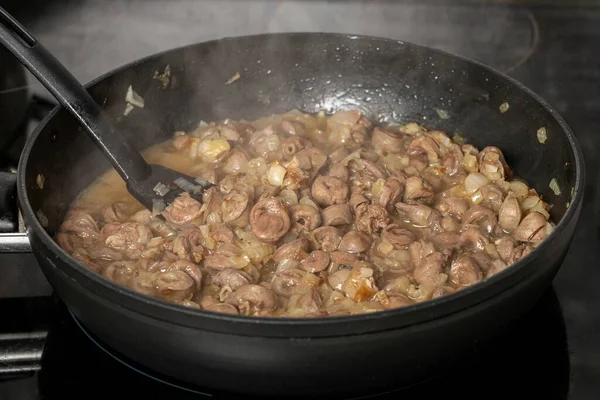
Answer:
[0, 7, 213, 213]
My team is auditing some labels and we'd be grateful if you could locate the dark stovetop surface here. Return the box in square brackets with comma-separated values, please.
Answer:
[0, 2, 599, 399]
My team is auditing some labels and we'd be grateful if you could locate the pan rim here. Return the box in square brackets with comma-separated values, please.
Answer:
[17, 32, 586, 335]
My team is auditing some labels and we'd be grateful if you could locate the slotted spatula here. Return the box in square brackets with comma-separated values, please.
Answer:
[0, 7, 213, 213]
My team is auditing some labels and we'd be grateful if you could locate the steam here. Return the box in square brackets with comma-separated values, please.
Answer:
[24, 0, 535, 102]
[20, 0, 537, 166]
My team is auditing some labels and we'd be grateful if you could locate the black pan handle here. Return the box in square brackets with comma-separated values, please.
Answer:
[0, 7, 151, 183]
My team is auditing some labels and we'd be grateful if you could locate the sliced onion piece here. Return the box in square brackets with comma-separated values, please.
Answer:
[521, 195, 541, 211]
[464, 173, 490, 194]
[125, 85, 145, 108]
[267, 163, 287, 186]
[549, 178, 561, 196]
[509, 180, 529, 198]
[152, 198, 166, 216]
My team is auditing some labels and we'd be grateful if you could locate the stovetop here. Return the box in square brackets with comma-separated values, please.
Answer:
[1, 2, 599, 399]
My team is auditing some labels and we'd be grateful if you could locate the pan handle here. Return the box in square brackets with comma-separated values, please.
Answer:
[0, 171, 31, 253]
[0, 7, 152, 183]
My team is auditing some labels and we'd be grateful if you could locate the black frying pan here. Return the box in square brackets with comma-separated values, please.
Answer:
[0, 29, 585, 396]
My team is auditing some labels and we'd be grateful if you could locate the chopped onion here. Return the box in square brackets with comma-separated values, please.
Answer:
[389, 249, 411, 263]
[549, 178, 561, 196]
[400, 122, 424, 135]
[225, 72, 240, 85]
[153, 64, 171, 89]
[279, 189, 298, 206]
[407, 283, 433, 301]
[36, 174, 45, 189]
[485, 243, 499, 258]
[537, 127, 547, 144]
[509, 180, 529, 198]
[378, 240, 394, 255]
[499, 102, 509, 113]
[302, 272, 321, 287]
[196, 228, 212, 249]
[383, 276, 412, 295]
[218, 286, 233, 302]
[359, 268, 373, 278]
[123, 103, 134, 116]
[299, 196, 319, 209]
[276, 259, 301, 272]
[125, 85, 145, 108]
[324, 291, 346, 308]
[244, 157, 268, 176]
[442, 184, 467, 198]
[435, 108, 450, 120]
[371, 178, 386, 200]
[197, 139, 230, 162]
[452, 134, 465, 145]
[521, 195, 541, 211]
[190, 124, 215, 139]
[482, 163, 499, 175]
[381, 155, 405, 175]
[464, 173, 490, 194]
[471, 190, 484, 205]
[230, 254, 251, 269]
[153, 182, 170, 196]
[498, 180, 510, 192]
[267, 163, 287, 186]
[234, 227, 253, 241]
[237, 240, 276, 264]
[462, 153, 479, 173]
[152, 198, 166, 216]
[206, 212, 222, 225]
[198, 225, 210, 238]
[531, 200, 550, 220]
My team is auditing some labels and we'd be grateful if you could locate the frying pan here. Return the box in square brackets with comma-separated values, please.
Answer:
[0, 32, 584, 396]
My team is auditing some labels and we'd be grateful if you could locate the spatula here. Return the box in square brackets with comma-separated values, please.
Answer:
[0, 7, 213, 213]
